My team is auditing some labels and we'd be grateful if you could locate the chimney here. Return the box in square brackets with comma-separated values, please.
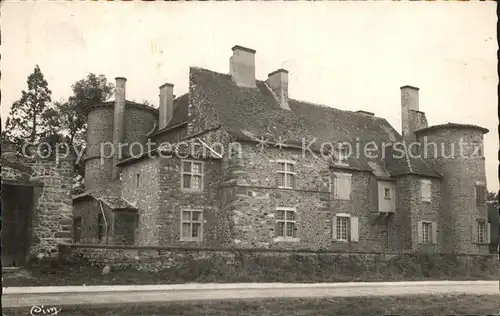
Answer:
[400, 85, 419, 139]
[113, 77, 126, 180]
[159, 83, 174, 130]
[266, 69, 290, 110]
[230, 45, 256, 88]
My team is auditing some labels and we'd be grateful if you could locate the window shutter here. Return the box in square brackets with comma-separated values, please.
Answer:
[350, 216, 359, 242]
[471, 222, 478, 243]
[332, 215, 337, 240]
[486, 223, 491, 244]
[421, 180, 431, 202]
[431, 222, 438, 244]
[344, 174, 352, 200]
[332, 174, 339, 199]
[425, 182, 431, 201]
[417, 221, 423, 244]
[371, 177, 379, 211]
[420, 180, 425, 199]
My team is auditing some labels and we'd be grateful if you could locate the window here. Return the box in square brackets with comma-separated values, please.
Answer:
[181, 160, 204, 191]
[421, 222, 431, 244]
[135, 173, 140, 188]
[334, 144, 349, 165]
[97, 214, 105, 241]
[474, 220, 490, 244]
[276, 161, 296, 189]
[418, 221, 437, 245]
[181, 209, 203, 241]
[275, 208, 297, 239]
[336, 216, 349, 241]
[333, 173, 352, 200]
[470, 143, 483, 157]
[332, 214, 359, 242]
[73, 217, 82, 243]
[320, 174, 332, 201]
[475, 183, 486, 205]
[477, 222, 486, 243]
[384, 187, 391, 200]
[421, 179, 432, 202]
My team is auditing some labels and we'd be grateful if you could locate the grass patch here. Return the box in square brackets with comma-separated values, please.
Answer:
[3, 294, 499, 315]
[3, 252, 498, 287]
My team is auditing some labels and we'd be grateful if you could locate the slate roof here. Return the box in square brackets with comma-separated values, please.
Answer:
[187, 67, 441, 178]
[166, 94, 189, 129]
[416, 122, 489, 135]
[72, 181, 135, 210]
[149, 93, 190, 137]
[116, 138, 222, 166]
[86, 100, 158, 116]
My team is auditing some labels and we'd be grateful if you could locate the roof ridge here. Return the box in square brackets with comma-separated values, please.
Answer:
[290, 98, 377, 119]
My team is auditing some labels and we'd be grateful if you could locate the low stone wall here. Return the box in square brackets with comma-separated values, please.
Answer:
[58, 244, 499, 282]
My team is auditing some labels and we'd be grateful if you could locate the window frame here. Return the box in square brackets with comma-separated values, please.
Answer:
[384, 187, 391, 200]
[470, 142, 483, 157]
[181, 160, 204, 192]
[476, 220, 488, 244]
[180, 209, 204, 242]
[276, 160, 297, 190]
[333, 144, 349, 166]
[421, 221, 432, 244]
[274, 207, 298, 241]
[335, 215, 350, 241]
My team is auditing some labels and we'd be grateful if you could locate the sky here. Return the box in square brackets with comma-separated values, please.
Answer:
[1, 1, 498, 191]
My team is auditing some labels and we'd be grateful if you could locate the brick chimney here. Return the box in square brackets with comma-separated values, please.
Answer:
[230, 45, 256, 88]
[266, 69, 290, 110]
[401, 85, 428, 142]
[159, 83, 174, 130]
[113, 77, 126, 180]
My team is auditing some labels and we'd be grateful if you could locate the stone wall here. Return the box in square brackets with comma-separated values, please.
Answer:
[223, 143, 392, 251]
[157, 156, 223, 246]
[58, 244, 499, 282]
[417, 127, 489, 254]
[1, 156, 74, 257]
[73, 198, 114, 244]
[121, 158, 160, 245]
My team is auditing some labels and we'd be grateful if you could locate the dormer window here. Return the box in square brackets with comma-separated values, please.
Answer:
[333, 143, 349, 165]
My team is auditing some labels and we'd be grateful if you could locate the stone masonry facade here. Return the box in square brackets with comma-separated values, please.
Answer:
[73, 45, 492, 256]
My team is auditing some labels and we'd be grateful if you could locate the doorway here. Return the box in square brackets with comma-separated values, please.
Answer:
[1, 183, 35, 267]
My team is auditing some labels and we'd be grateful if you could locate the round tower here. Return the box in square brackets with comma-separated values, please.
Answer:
[84, 77, 158, 191]
[416, 123, 489, 254]
[85, 103, 115, 190]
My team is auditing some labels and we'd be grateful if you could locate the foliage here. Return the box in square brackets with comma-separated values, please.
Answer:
[1, 65, 53, 150]
[487, 191, 498, 204]
[1, 69, 114, 194]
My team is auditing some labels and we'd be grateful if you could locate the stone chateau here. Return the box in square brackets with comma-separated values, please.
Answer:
[73, 45, 491, 255]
